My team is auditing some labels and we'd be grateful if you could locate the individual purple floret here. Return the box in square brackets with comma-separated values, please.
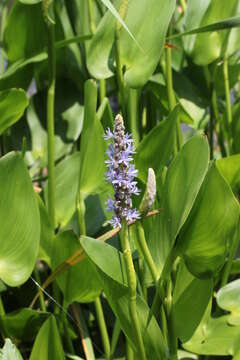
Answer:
[104, 114, 141, 228]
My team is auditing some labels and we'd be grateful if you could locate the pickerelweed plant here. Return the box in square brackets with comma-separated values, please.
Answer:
[1, 0, 240, 359]
[104, 114, 141, 228]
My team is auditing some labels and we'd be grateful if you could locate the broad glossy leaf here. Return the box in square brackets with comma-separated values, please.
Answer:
[0, 338, 23, 360]
[4, 2, 47, 62]
[216, 154, 240, 195]
[79, 80, 106, 196]
[81, 236, 167, 359]
[52, 231, 101, 305]
[192, 0, 238, 65]
[182, 0, 210, 55]
[148, 135, 209, 272]
[217, 279, 240, 325]
[1, 308, 49, 341]
[87, 0, 176, 88]
[0, 152, 40, 286]
[173, 262, 213, 342]
[99, 0, 140, 48]
[30, 315, 65, 360]
[183, 313, 240, 356]
[135, 106, 178, 182]
[179, 163, 240, 278]
[0, 89, 28, 135]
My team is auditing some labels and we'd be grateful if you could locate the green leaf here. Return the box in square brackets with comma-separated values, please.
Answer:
[80, 236, 167, 359]
[87, 0, 176, 87]
[0, 89, 29, 135]
[135, 106, 178, 182]
[148, 135, 209, 272]
[217, 279, 240, 325]
[216, 154, 240, 195]
[30, 315, 65, 360]
[52, 231, 101, 305]
[79, 80, 106, 196]
[99, 0, 141, 49]
[179, 163, 240, 278]
[1, 308, 49, 341]
[173, 262, 213, 342]
[0, 152, 40, 286]
[0, 338, 23, 360]
[185, 0, 238, 65]
[4, 2, 47, 62]
[183, 310, 240, 356]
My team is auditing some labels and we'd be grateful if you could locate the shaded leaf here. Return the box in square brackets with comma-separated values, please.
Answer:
[0, 89, 28, 135]
[135, 106, 178, 182]
[30, 315, 65, 360]
[52, 231, 101, 305]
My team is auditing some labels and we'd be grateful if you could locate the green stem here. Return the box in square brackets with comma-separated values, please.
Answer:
[46, 21, 56, 228]
[76, 193, 86, 236]
[135, 222, 158, 283]
[62, 310, 75, 354]
[100, 79, 106, 103]
[221, 217, 240, 287]
[179, 0, 186, 12]
[94, 297, 111, 360]
[34, 268, 46, 311]
[0, 295, 6, 340]
[165, 280, 178, 360]
[55, 34, 92, 49]
[128, 88, 140, 145]
[88, 0, 96, 33]
[165, 39, 181, 153]
[126, 340, 134, 360]
[115, 29, 126, 118]
[120, 222, 146, 360]
[211, 87, 227, 157]
[223, 56, 232, 152]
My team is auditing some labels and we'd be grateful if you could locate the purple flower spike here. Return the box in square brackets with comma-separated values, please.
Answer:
[104, 114, 141, 228]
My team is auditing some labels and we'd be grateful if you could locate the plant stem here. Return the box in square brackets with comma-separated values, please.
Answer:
[179, 0, 186, 13]
[115, 29, 126, 118]
[46, 20, 56, 228]
[165, 35, 182, 153]
[126, 340, 134, 360]
[165, 280, 178, 360]
[100, 79, 106, 102]
[135, 222, 158, 283]
[223, 55, 232, 152]
[120, 221, 146, 360]
[88, 0, 96, 33]
[128, 88, 140, 145]
[76, 192, 110, 360]
[94, 297, 111, 360]
[34, 268, 46, 311]
[211, 87, 227, 157]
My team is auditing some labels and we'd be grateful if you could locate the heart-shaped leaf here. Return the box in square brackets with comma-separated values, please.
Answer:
[0, 152, 40, 286]
[179, 163, 240, 278]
